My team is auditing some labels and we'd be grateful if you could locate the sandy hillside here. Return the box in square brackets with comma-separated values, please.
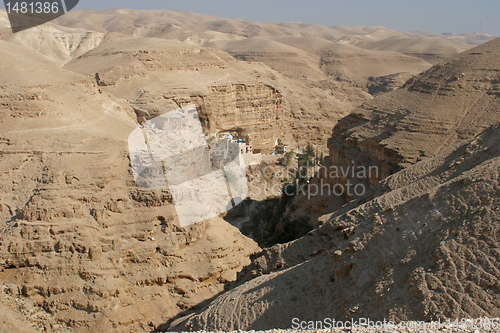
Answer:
[168, 40, 500, 331]
[352, 36, 471, 64]
[328, 37, 500, 178]
[51, 9, 480, 84]
[207, 37, 431, 84]
[204, 38, 327, 81]
[0, 24, 105, 63]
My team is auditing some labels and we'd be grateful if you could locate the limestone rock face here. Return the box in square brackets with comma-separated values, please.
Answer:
[194, 84, 284, 152]
[0, 39, 259, 332]
[132, 82, 285, 153]
[327, 112, 404, 187]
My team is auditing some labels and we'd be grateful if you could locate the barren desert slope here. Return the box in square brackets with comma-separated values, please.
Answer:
[168, 37, 500, 331]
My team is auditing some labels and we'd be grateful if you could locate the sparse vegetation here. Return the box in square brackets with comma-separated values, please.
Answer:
[283, 151, 296, 166]
[256, 183, 312, 247]
[296, 143, 317, 184]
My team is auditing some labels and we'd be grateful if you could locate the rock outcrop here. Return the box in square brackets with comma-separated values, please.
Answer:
[53, 9, 494, 47]
[1, 9, 497, 332]
[194, 83, 284, 151]
[366, 72, 414, 96]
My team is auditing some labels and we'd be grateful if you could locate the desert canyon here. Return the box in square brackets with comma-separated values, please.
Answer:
[0, 7, 499, 333]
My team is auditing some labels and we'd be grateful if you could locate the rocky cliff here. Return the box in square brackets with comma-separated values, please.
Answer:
[193, 83, 284, 152]
[132, 82, 285, 154]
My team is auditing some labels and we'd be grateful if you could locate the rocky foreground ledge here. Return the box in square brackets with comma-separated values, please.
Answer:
[158, 321, 500, 333]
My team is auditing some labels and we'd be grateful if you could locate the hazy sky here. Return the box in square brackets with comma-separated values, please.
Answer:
[2, 0, 499, 36]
